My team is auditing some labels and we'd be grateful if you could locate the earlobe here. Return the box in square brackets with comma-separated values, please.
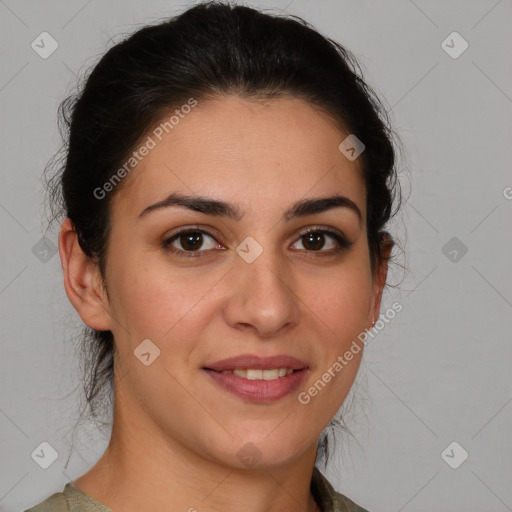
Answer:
[58, 218, 112, 331]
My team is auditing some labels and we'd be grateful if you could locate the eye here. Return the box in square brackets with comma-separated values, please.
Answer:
[162, 226, 352, 259]
[162, 228, 224, 257]
[290, 227, 352, 254]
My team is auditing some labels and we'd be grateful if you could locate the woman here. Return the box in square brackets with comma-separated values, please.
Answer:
[26, 1, 400, 511]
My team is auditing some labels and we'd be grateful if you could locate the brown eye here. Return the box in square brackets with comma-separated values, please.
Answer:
[301, 231, 327, 251]
[178, 232, 204, 251]
[291, 228, 351, 253]
[162, 229, 223, 257]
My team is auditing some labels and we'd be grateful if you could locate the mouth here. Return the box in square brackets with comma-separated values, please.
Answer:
[206, 368, 297, 380]
[201, 354, 309, 402]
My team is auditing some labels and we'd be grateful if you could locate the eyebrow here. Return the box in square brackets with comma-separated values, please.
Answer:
[138, 192, 362, 222]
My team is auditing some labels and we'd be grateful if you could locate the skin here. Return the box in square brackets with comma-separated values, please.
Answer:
[59, 95, 390, 512]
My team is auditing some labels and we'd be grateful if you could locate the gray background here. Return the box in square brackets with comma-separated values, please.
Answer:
[1, 1, 511, 511]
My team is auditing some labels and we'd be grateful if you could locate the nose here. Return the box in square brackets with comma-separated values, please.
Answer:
[223, 248, 301, 338]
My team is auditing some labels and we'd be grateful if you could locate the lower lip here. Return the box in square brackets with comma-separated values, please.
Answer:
[202, 368, 308, 403]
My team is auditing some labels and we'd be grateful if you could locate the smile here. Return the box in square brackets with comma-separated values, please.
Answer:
[218, 368, 295, 380]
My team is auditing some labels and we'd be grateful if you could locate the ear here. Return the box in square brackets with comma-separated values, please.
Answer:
[58, 218, 112, 331]
[367, 233, 394, 328]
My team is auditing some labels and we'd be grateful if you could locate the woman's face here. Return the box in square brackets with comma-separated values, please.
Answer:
[91, 95, 386, 468]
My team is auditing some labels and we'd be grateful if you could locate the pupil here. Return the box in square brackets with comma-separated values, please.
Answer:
[304, 232, 324, 251]
[181, 233, 202, 251]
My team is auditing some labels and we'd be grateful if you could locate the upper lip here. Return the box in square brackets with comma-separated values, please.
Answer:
[203, 354, 309, 371]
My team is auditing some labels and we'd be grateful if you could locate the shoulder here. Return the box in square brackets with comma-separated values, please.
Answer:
[333, 490, 372, 512]
[312, 466, 371, 512]
[23, 483, 112, 512]
[23, 488, 70, 512]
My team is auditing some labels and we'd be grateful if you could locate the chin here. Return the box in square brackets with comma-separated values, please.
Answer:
[208, 433, 312, 470]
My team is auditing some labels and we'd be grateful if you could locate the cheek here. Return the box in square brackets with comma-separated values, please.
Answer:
[305, 256, 374, 338]
[107, 250, 222, 343]
[297, 264, 372, 425]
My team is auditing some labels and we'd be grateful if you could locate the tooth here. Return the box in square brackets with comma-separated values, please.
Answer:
[262, 369, 279, 380]
[228, 368, 295, 380]
[246, 369, 263, 380]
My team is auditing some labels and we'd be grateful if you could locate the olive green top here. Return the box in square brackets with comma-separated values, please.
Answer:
[24, 466, 370, 512]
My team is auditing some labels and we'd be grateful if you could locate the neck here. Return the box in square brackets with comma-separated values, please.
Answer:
[74, 400, 323, 512]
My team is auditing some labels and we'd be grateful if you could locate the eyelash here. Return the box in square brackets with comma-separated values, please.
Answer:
[161, 226, 353, 258]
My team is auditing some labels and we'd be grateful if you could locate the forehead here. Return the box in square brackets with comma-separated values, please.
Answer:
[111, 95, 366, 220]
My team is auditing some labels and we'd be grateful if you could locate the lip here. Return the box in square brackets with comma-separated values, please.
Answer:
[202, 354, 309, 403]
[202, 354, 309, 372]
[202, 367, 308, 403]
